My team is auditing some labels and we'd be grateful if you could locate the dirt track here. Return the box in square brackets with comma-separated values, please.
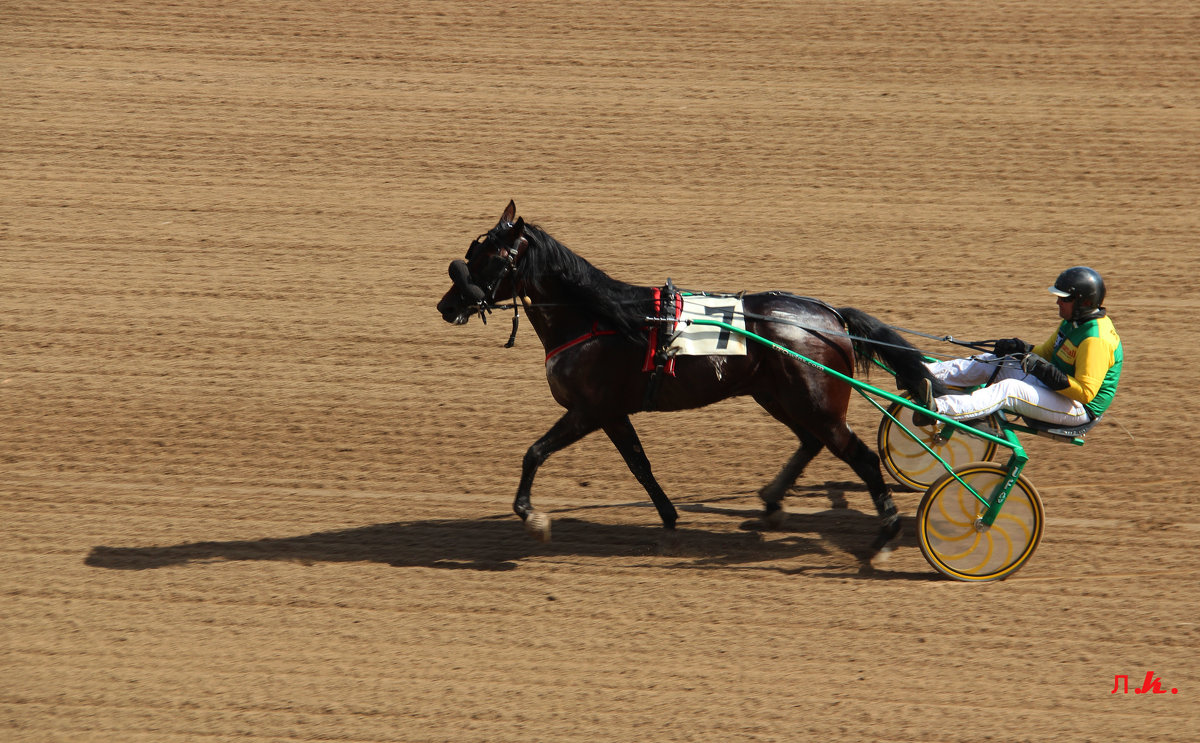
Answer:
[5, 2, 1200, 741]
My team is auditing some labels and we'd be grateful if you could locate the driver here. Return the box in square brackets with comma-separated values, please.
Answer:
[912, 266, 1123, 429]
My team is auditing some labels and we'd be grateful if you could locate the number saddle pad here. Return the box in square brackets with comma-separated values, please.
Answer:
[670, 295, 748, 356]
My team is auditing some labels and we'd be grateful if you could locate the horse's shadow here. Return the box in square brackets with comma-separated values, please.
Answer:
[84, 485, 932, 580]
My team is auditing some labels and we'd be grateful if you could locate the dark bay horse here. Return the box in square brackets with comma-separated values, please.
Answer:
[436, 201, 941, 560]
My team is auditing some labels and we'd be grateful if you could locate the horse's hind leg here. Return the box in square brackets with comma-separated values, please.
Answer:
[758, 433, 824, 527]
[753, 395, 824, 527]
[760, 394, 900, 558]
[602, 416, 678, 530]
[825, 425, 903, 561]
[515, 409, 599, 542]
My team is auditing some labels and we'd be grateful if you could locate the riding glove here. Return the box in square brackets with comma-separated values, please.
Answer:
[994, 337, 1033, 357]
[1021, 354, 1070, 390]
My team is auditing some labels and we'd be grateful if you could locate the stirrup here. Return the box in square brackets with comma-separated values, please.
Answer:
[910, 379, 938, 428]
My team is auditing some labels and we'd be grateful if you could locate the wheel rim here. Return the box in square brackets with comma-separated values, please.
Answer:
[918, 463, 1044, 581]
[879, 402, 1000, 490]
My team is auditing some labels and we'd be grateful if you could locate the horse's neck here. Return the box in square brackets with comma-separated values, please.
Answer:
[521, 282, 601, 353]
[521, 270, 654, 352]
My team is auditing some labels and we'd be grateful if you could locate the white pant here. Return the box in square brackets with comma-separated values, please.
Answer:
[925, 354, 1092, 427]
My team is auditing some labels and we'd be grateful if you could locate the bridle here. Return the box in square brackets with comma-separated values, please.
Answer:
[447, 227, 529, 347]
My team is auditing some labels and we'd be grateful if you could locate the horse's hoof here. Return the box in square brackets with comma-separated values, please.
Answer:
[739, 502, 786, 531]
[763, 507, 788, 530]
[864, 519, 903, 564]
[524, 511, 551, 542]
[869, 544, 896, 570]
[739, 510, 784, 531]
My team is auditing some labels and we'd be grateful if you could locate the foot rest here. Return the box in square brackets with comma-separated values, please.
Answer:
[1022, 416, 1101, 440]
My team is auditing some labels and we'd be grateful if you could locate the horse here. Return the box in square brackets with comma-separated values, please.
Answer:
[436, 201, 942, 561]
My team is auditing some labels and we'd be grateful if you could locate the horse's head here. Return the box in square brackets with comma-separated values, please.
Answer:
[437, 200, 529, 325]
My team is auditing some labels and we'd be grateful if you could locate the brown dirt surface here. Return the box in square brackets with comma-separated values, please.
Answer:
[5, 2, 1199, 741]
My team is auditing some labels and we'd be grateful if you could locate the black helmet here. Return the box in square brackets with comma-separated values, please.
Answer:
[1048, 266, 1106, 321]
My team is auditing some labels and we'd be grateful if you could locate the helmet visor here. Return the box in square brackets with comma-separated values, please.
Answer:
[1048, 285, 1072, 298]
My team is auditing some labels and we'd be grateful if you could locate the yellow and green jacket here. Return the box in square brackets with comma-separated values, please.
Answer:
[1032, 314, 1122, 417]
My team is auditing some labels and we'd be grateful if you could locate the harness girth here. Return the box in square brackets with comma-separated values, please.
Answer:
[642, 279, 684, 412]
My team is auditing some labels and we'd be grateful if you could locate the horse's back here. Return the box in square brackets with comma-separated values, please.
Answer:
[741, 291, 853, 368]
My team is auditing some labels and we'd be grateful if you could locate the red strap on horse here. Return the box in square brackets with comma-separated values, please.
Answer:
[544, 322, 617, 363]
[643, 287, 683, 375]
[545, 289, 682, 370]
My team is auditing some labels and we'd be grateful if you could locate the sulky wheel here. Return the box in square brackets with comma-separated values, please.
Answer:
[916, 461, 1044, 582]
[877, 399, 1001, 491]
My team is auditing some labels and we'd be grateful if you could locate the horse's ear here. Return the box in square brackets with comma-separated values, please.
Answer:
[500, 200, 516, 225]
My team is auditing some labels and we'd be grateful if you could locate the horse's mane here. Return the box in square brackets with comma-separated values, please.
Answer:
[516, 223, 653, 337]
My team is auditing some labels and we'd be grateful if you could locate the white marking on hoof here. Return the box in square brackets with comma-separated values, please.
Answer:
[524, 511, 551, 542]
[870, 544, 896, 569]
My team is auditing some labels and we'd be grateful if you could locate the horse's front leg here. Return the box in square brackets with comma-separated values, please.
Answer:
[602, 415, 678, 530]
[514, 409, 598, 542]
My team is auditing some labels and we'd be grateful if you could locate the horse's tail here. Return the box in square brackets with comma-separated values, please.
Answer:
[836, 307, 945, 400]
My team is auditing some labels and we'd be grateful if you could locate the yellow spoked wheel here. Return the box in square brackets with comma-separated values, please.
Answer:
[917, 462, 1044, 582]
[878, 399, 1001, 491]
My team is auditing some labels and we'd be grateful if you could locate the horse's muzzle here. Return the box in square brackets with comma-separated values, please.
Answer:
[436, 291, 473, 324]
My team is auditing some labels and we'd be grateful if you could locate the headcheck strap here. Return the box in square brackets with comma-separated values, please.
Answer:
[502, 235, 528, 348]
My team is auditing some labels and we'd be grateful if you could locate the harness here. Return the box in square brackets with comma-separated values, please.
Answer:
[449, 231, 528, 348]
[544, 323, 618, 363]
[450, 237, 1016, 414]
[540, 281, 683, 411]
[640, 280, 684, 410]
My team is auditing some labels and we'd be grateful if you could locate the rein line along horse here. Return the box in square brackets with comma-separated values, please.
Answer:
[437, 201, 942, 560]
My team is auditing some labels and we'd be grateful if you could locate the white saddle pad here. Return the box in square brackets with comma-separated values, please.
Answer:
[670, 296, 748, 356]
